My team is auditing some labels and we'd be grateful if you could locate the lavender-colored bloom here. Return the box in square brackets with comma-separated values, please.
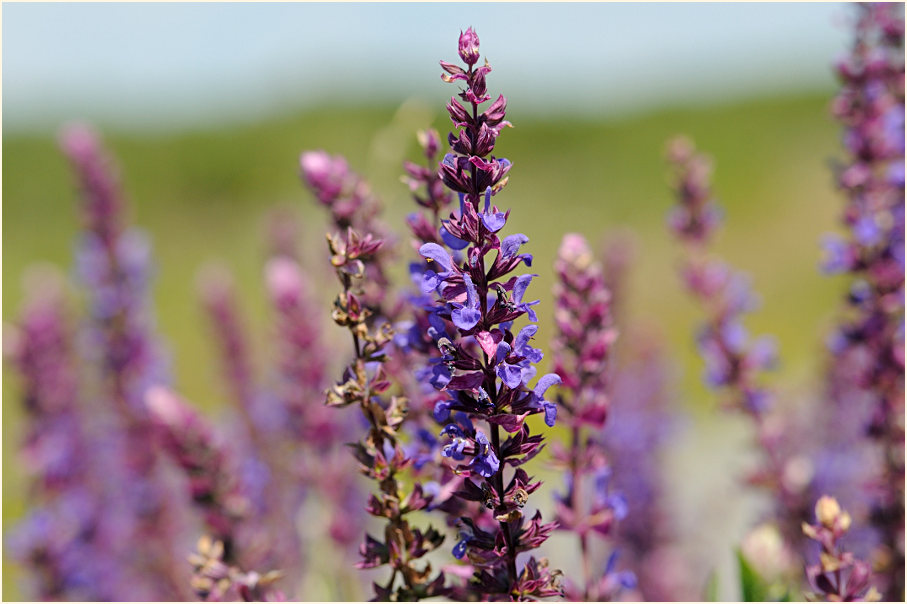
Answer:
[824, 5, 905, 599]
[198, 264, 258, 420]
[411, 29, 562, 600]
[319, 205, 446, 597]
[802, 497, 879, 601]
[300, 150, 398, 321]
[145, 386, 249, 563]
[549, 233, 633, 601]
[667, 136, 813, 569]
[5, 269, 113, 601]
[60, 124, 190, 600]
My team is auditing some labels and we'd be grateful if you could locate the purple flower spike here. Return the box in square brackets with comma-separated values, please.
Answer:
[667, 137, 820, 572]
[825, 5, 905, 598]
[59, 125, 187, 600]
[319, 201, 446, 597]
[550, 232, 648, 599]
[406, 28, 563, 600]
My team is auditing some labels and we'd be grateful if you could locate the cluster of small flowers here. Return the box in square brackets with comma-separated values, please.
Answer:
[320, 223, 447, 600]
[414, 29, 564, 599]
[58, 126, 191, 599]
[548, 233, 633, 601]
[666, 137, 779, 417]
[188, 537, 285, 602]
[824, 3, 905, 599]
[802, 497, 879, 602]
[300, 149, 399, 319]
[303, 28, 565, 601]
[197, 226, 365, 579]
[666, 137, 814, 561]
[9, 9, 904, 604]
[5, 270, 113, 600]
[146, 386, 249, 563]
[8, 128, 365, 602]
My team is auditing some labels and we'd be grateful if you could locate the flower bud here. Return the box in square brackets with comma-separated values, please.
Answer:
[458, 27, 480, 65]
[815, 495, 841, 528]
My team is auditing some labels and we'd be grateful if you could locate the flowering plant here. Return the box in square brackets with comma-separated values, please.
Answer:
[5, 7, 904, 603]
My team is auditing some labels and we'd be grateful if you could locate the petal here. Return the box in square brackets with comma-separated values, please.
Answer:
[498, 362, 523, 389]
[421, 269, 441, 294]
[513, 324, 538, 354]
[495, 341, 512, 363]
[608, 494, 628, 520]
[501, 233, 529, 258]
[520, 364, 538, 384]
[440, 226, 469, 250]
[445, 370, 484, 391]
[534, 373, 562, 398]
[481, 211, 507, 233]
[452, 539, 468, 559]
[463, 273, 479, 309]
[419, 243, 454, 274]
[543, 401, 557, 427]
[433, 400, 453, 423]
[440, 424, 464, 438]
[475, 330, 500, 358]
[512, 274, 536, 304]
[452, 306, 481, 331]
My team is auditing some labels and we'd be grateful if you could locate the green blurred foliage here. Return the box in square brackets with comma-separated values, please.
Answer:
[737, 549, 793, 601]
[2, 91, 849, 599]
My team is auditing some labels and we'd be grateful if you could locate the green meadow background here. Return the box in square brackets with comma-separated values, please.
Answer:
[3, 90, 850, 599]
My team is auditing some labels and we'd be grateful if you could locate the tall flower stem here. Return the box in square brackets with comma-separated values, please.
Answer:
[320, 226, 446, 601]
[666, 136, 810, 563]
[824, 5, 904, 598]
[550, 233, 633, 601]
[414, 27, 562, 600]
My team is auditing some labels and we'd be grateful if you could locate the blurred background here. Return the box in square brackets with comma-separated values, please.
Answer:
[4, 2, 858, 600]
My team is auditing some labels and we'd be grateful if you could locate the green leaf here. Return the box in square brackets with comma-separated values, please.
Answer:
[737, 549, 770, 602]
[703, 569, 720, 601]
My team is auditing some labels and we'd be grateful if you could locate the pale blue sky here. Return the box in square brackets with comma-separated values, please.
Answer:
[3, 2, 853, 133]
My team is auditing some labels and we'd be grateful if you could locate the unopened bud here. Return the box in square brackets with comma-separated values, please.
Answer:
[458, 28, 480, 65]
[815, 495, 841, 528]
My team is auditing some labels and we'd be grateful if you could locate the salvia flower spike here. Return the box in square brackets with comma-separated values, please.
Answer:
[549, 233, 633, 601]
[802, 496, 879, 602]
[666, 136, 810, 562]
[313, 188, 446, 597]
[825, 4, 905, 598]
[61, 124, 188, 599]
[409, 27, 562, 599]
